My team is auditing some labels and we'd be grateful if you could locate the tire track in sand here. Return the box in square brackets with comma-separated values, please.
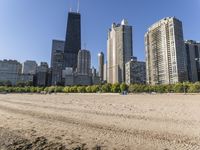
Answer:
[0, 103, 200, 150]
[0, 99, 198, 126]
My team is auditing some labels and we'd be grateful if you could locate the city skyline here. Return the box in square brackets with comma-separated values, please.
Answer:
[0, 0, 200, 68]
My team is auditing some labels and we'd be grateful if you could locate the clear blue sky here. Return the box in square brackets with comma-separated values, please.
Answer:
[0, 0, 200, 68]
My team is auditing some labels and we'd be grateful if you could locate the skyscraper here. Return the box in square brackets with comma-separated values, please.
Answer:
[107, 19, 133, 84]
[98, 52, 104, 81]
[51, 40, 65, 85]
[77, 49, 91, 75]
[145, 17, 188, 85]
[185, 40, 200, 82]
[64, 12, 81, 69]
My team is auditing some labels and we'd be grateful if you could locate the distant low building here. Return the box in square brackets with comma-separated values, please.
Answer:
[36, 62, 49, 86]
[125, 58, 146, 84]
[65, 74, 92, 86]
[22, 60, 37, 75]
[0, 60, 22, 85]
[18, 74, 34, 84]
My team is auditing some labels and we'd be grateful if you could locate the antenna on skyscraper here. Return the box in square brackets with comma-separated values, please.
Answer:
[69, 0, 72, 12]
[84, 42, 87, 49]
[77, 0, 80, 13]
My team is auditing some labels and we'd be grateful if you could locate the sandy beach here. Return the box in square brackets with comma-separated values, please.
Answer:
[0, 93, 200, 150]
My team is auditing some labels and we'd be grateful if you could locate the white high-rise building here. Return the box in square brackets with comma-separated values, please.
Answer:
[107, 19, 133, 84]
[145, 17, 188, 85]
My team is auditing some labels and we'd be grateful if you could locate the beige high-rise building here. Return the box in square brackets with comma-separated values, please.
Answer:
[107, 19, 133, 84]
[145, 17, 188, 85]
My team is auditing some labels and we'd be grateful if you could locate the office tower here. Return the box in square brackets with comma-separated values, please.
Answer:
[145, 17, 188, 85]
[36, 62, 49, 86]
[22, 60, 37, 75]
[77, 49, 91, 75]
[0, 60, 22, 85]
[185, 40, 200, 82]
[64, 12, 81, 69]
[51, 40, 65, 85]
[107, 19, 133, 84]
[125, 57, 146, 85]
[98, 52, 104, 81]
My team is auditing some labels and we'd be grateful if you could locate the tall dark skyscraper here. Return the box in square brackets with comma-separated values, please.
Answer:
[64, 12, 81, 69]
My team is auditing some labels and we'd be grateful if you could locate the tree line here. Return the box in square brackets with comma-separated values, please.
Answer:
[0, 82, 200, 94]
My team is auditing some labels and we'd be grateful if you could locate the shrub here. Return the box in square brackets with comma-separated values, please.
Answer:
[91, 85, 100, 93]
[36, 87, 44, 93]
[111, 83, 121, 93]
[69, 86, 78, 93]
[77, 86, 86, 93]
[120, 83, 128, 92]
[101, 83, 112, 93]
[54, 86, 64, 93]
[0, 86, 6, 92]
[49, 86, 56, 93]
[188, 82, 200, 93]
[86, 86, 92, 93]
[63, 86, 70, 93]
[128, 84, 146, 93]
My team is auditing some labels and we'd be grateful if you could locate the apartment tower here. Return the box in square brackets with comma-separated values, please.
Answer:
[145, 17, 188, 85]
